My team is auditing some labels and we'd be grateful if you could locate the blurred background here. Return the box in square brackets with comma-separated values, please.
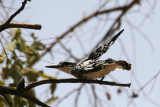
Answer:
[0, 0, 160, 107]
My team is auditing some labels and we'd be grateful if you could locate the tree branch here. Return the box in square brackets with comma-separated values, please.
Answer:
[0, 22, 42, 31]
[59, 41, 80, 62]
[0, 85, 49, 107]
[95, 0, 140, 47]
[5, 0, 28, 24]
[0, 93, 12, 107]
[0, 78, 130, 106]
[0, 0, 42, 32]
[25, 78, 131, 91]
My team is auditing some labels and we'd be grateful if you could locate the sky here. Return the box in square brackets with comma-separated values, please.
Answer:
[2, 0, 160, 107]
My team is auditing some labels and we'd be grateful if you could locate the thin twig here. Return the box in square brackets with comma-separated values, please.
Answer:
[59, 41, 79, 62]
[128, 70, 160, 106]
[5, 0, 28, 24]
[95, 0, 140, 48]
[126, 19, 153, 52]
[91, 85, 98, 107]
[74, 84, 84, 107]
[55, 87, 80, 107]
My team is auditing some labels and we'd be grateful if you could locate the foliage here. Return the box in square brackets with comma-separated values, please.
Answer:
[0, 29, 57, 106]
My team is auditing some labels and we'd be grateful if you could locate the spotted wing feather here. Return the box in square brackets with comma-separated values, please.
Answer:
[87, 29, 124, 60]
[71, 59, 115, 74]
[71, 60, 103, 74]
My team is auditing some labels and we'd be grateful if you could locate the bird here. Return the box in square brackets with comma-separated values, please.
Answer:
[45, 29, 131, 80]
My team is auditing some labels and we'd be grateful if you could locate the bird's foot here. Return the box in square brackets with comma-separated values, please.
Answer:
[100, 77, 104, 85]
[100, 77, 104, 81]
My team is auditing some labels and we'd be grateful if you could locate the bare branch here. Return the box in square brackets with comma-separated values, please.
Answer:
[128, 70, 160, 106]
[74, 84, 84, 107]
[95, 0, 140, 47]
[0, 85, 49, 107]
[55, 86, 81, 107]
[25, 78, 131, 91]
[0, 0, 42, 32]
[0, 77, 130, 107]
[91, 85, 98, 107]
[9, 22, 41, 30]
[0, 23, 42, 31]
[59, 41, 80, 62]
[5, 0, 28, 24]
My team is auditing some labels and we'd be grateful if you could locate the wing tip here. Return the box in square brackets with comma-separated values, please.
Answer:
[116, 29, 124, 37]
[120, 29, 124, 34]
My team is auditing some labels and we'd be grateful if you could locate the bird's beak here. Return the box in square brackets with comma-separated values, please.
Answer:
[45, 64, 62, 68]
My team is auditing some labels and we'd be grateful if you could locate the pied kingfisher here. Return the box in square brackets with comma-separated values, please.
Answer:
[45, 29, 131, 80]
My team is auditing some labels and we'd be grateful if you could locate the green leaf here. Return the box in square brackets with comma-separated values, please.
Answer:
[13, 96, 28, 107]
[31, 41, 46, 50]
[50, 83, 56, 95]
[5, 39, 17, 51]
[0, 102, 5, 107]
[41, 73, 56, 79]
[30, 32, 37, 40]
[14, 29, 21, 39]
[0, 52, 5, 63]
[0, 96, 7, 106]
[1, 66, 11, 79]
[0, 80, 5, 85]
[16, 38, 26, 52]
[23, 68, 42, 82]
[45, 96, 58, 104]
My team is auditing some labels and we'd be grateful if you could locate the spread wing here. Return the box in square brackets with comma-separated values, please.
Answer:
[87, 29, 124, 60]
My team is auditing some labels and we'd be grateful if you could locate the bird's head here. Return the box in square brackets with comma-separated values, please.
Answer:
[116, 60, 132, 70]
[59, 61, 76, 68]
[45, 61, 76, 74]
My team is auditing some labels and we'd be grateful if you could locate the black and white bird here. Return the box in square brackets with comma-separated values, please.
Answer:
[45, 29, 131, 80]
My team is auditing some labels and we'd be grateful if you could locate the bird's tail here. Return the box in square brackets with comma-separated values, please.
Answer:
[115, 60, 132, 70]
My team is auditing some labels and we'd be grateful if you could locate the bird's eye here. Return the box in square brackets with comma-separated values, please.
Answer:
[59, 61, 75, 66]
[60, 61, 70, 65]
[59, 62, 65, 65]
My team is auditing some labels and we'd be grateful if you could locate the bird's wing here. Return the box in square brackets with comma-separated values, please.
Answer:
[87, 29, 124, 60]
[71, 60, 105, 74]
[71, 63, 103, 74]
[71, 62, 118, 75]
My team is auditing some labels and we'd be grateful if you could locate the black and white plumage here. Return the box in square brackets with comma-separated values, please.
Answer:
[87, 29, 124, 60]
[45, 29, 131, 79]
